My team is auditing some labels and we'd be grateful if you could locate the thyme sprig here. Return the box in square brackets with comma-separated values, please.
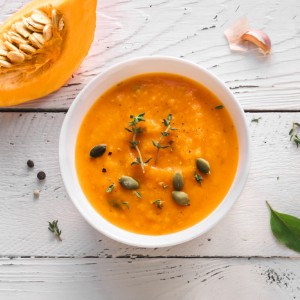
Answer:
[153, 114, 177, 164]
[48, 220, 62, 241]
[125, 113, 151, 173]
[289, 122, 300, 147]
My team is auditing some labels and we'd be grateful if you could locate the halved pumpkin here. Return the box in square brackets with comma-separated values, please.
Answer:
[0, 0, 97, 106]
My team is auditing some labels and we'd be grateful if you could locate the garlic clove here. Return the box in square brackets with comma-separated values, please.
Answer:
[241, 29, 271, 54]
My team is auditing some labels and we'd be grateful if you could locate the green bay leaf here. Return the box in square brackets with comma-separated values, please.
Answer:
[267, 202, 300, 253]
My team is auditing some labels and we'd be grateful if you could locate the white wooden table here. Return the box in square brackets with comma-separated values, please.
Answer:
[1, 0, 300, 299]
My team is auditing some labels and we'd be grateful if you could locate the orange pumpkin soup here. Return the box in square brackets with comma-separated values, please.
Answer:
[75, 73, 239, 235]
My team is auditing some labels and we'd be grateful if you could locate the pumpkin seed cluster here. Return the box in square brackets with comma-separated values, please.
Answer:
[0, 6, 64, 69]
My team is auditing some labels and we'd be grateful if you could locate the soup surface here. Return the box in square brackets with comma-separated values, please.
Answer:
[76, 73, 239, 235]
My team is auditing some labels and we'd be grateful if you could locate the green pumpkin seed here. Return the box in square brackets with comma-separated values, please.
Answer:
[172, 191, 190, 206]
[196, 158, 210, 174]
[119, 176, 139, 190]
[173, 171, 184, 191]
[90, 144, 106, 158]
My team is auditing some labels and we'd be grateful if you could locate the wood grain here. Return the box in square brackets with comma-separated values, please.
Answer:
[0, 257, 299, 300]
[0, 0, 299, 110]
[0, 112, 300, 257]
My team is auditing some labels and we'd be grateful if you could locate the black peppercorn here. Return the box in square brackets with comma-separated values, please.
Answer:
[27, 160, 34, 168]
[102, 168, 107, 173]
[37, 171, 46, 180]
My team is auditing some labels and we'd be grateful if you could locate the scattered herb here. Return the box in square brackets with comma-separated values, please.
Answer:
[289, 122, 300, 147]
[122, 201, 130, 209]
[194, 171, 204, 184]
[153, 114, 177, 164]
[27, 160, 34, 168]
[266, 201, 300, 253]
[251, 117, 261, 123]
[215, 105, 224, 110]
[134, 191, 142, 199]
[37, 171, 46, 180]
[106, 184, 114, 193]
[152, 199, 163, 209]
[48, 220, 62, 241]
[125, 113, 151, 173]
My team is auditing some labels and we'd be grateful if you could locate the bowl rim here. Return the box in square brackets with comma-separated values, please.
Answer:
[59, 56, 250, 248]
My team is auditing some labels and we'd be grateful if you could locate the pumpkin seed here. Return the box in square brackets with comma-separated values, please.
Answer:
[90, 144, 106, 158]
[31, 13, 51, 25]
[0, 59, 12, 68]
[29, 34, 43, 48]
[119, 176, 139, 190]
[32, 32, 45, 45]
[0, 49, 8, 56]
[26, 17, 45, 31]
[4, 41, 19, 52]
[58, 18, 64, 31]
[22, 17, 43, 33]
[10, 34, 28, 45]
[32, 9, 49, 18]
[0, 43, 7, 50]
[43, 24, 53, 41]
[172, 191, 190, 206]
[52, 9, 62, 29]
[19, 43, 36, 54]
[19, 49, 32, 60]
[196, 158, 210, 174]
[3, 33, 12, 43]
[173, 171, 184, 191]
[7, 51, 25, 64]
[14, 22, 31, 38]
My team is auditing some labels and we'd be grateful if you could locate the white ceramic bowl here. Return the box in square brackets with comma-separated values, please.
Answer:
[59, 56, 250, 248]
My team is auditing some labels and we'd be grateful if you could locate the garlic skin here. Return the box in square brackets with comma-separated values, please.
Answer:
[241, 30, 271, 54]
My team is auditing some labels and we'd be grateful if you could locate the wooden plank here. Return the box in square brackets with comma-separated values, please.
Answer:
[0, 112, 300, 257]
[0, 257, 299, 300]
[0, 0, 299, 110]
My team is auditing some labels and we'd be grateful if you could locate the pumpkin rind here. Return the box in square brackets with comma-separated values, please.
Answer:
[0, 0, 97, 106]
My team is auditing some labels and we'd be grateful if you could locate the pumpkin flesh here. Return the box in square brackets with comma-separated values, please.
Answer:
[0, 0, 97, 106]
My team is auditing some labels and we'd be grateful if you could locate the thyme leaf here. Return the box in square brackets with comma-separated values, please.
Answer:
[251, 117, 261, 123]
[48, 220, 62, 241]
[215, 105, 224, 110]
[106, 184, 115, 193]
[289, 122, 300, 147]
[194, 171, 204, 185]
[152, 199, 163, 209]
[134, 191, 142, 199]
[122, 201, 130, 209]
